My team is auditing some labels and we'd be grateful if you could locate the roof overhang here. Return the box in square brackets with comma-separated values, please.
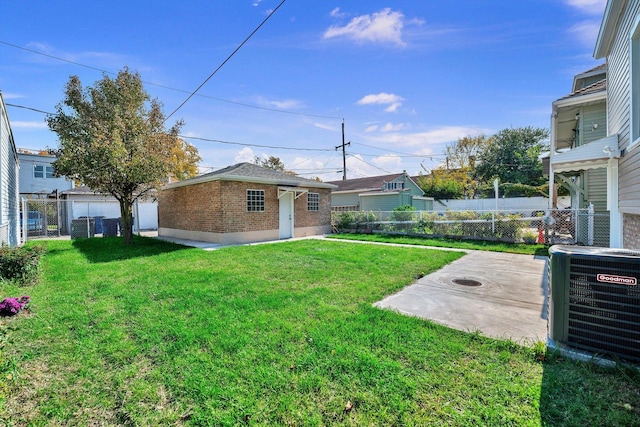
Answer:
[331, 188, 380, 195]
[551, 134, 619, 173]
[359, 191, 401, 197]
[552, 90, 606, 110]
[594, 0, 627, 59]
[163, 174, 337, 190]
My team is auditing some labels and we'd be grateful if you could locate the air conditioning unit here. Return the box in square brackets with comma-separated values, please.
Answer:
[549, 245, 640, 363]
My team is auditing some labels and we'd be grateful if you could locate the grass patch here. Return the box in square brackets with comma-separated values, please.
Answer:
[328, 232, 549, 256]
[1, 237, 638, 425]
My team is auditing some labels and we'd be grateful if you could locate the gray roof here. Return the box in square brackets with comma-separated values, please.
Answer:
[327, 173, 405, 192]
[558, 78, 607, 101]
[164, 162, 337, 190]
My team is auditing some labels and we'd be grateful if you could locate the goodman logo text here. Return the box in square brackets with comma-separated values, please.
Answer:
[597, 273, 637, 286]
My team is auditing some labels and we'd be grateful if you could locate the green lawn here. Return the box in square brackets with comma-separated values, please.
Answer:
[327, 233, 549, 256]
[1, 237, 638, 426]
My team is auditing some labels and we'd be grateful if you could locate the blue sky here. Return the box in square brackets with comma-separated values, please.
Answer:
[2, 0, 607, 181]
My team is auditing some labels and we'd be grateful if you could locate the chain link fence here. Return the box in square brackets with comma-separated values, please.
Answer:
[21, 198, 158, 242]
[331, 207, 610, 247]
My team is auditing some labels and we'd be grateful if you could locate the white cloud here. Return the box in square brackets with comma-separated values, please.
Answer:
[380, 122, 406, 132]
[255, 96, 305, 110]
[345, 154, 392, 177]
[24, 42, 137, 70]
[565, 0, 607, 15]
[313, 122, 339, 131]
[364, 125, 378, 132]
[372, 126, 490, 147]
[373, 154, 402, 169]
[252, 0, 262, 6]
[323, 8, 412, 47]
[568, 20, 602, 46]
[1, 93, 24, 100]
[11, 121, 48, 129]
[234, 147, 255, 163]
[329, 7, 345, 18]
[356, 92, 404, 113]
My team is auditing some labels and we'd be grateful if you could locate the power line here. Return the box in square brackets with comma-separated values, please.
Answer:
[1, 37, 340, 120]
[5, 103, 52, 115]
[4, 101, 337, 153]
[351, 141, 446, 158]
[179, 135, 333, 152]
[348, 154, 393, 175]
[164, 0, 287, 121]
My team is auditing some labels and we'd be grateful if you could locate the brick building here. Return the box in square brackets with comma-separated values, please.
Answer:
[158, 162, 336, 245]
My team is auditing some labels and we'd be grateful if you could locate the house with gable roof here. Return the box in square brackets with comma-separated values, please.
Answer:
[327, 172, 433, 211]
[158, 162, 336, 245]
[591, 0, 640, 248]
[547, 63, 611, 246]
[0, 92, 20, 246]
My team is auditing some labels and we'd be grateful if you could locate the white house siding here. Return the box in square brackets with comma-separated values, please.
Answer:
[0, 94, 20, 246]
[360, 192, 411, 211]
[18, 152, 74, 196]
[606, 1, 640, 215]
[586, 167, 610, 246]
[581, 104, 607, 145]
[331, 192, 360, 208]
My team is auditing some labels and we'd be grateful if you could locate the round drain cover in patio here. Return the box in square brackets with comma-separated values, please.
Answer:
[452, 278, 482, 287]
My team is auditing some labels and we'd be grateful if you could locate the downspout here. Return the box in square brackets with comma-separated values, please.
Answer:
[549, 109, 557, 209]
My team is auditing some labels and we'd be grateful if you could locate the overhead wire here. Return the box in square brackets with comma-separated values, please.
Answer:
[1, 37, 340, 120]
[178, 135, 333, 152]
[164, 0, 287, 121]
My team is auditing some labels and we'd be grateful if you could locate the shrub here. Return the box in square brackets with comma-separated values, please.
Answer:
[332, 211, 377, 232]
[0, 296, 30, 316]
[0, 245, 46, 286]
[390, 205, 417, 222]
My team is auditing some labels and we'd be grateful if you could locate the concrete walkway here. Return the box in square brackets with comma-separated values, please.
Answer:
[375, 250, 548, 344]
[146, 232, 549, 343]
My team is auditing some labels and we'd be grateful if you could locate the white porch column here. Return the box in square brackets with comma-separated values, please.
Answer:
[549, 110, 557, 209]
[607, 157, 622, 248]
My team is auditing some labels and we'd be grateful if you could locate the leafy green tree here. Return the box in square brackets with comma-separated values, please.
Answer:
[254, 155, 298, 176]
[440, 135, 489, 198]
[417, 169, 465, 200]
[474, 127, 549, 186]
[47, 68, 199, 244]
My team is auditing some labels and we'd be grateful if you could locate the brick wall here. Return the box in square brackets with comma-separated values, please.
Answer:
[623, 213, 640, 249]
[158, 180, 223, 233]
[219, 181, 279, 232]
[159, 180, 332, 235]
[295, 189, 332, 228]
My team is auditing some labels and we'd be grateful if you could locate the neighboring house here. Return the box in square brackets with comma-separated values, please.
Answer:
[327, 172, 433, 211]
[17, 149, 74, 198]
[58, 186, 158, 234]
[593, 0, 640, 248]
[0, 92, 20, 246]
[158, 162, 336, 245]
[547, 63, 611, 246]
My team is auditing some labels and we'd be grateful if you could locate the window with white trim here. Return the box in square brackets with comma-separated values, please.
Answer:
[307, 192, 319, 211]
[384, 181, 404, 190]
[246, 189, 265, 212]
[34, 165, 54, 179]
[630, 16, 640, 149]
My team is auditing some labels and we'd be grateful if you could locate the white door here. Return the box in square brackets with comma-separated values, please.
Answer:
[279, 191, 294, 239]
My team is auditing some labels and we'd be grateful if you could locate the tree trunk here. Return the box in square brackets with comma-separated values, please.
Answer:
[119, 199, 134, 245]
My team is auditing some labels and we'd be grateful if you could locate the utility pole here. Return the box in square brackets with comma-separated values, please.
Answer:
[336, 119, 350, 181]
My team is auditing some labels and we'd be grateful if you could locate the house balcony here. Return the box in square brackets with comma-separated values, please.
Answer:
[551, 134, 619, 174]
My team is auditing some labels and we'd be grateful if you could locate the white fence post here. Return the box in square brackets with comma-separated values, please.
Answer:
[588, 203, 595, 246]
